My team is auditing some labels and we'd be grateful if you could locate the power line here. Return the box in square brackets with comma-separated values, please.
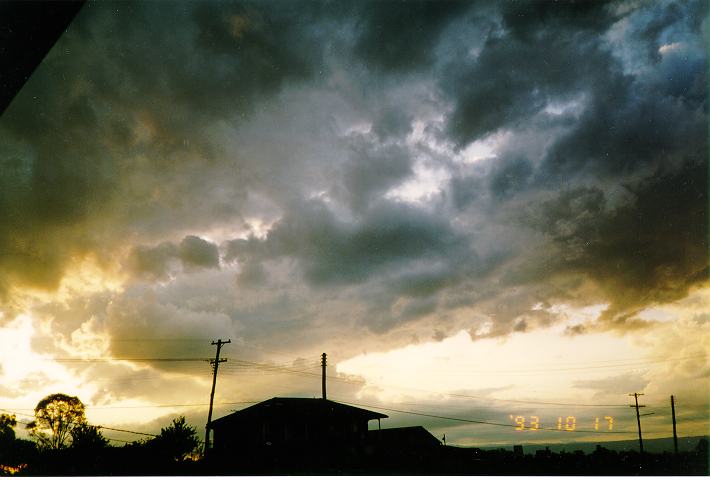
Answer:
[43, 351, 705, 371]
[109, 338, 213, 342]
[87, 401, 260, 409]
[213, 355, 707, 408]
[102, 337, 302, 361]
[51, 357, 213, 362]
[0, 401, 262, 412]
[217, 357, 635, 407]
[96, 425, 156, 437]
[0, 408, 159, 440]
[403, 353, 708, 375]
[25, 352, 707, 410]
[75, 357, 695, 372]
[332, 398, 630, 435]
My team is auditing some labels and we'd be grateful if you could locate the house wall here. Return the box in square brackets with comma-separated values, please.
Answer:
[212, 416, 370, 454]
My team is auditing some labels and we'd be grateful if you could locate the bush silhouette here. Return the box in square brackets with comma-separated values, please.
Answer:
[147, 416, 199, 462]
[70, 423, 109, 450]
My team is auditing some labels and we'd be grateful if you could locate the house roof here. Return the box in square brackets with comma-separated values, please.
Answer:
[210, 397, 388, 428]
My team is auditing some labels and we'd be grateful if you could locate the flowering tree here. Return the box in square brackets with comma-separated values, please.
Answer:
[27, 393, 86, 450]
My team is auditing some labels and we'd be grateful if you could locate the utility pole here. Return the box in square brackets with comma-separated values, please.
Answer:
[321, 353, 327, 400]
[671, 395, 678, 455]
[205, 338, 230, 456]
[629, 392, 645, 455]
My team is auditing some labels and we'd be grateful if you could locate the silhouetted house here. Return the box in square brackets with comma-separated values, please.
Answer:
[209, 397, 387, 470]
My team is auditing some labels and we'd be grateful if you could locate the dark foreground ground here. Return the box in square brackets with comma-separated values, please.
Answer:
[2, 438, 706, 476]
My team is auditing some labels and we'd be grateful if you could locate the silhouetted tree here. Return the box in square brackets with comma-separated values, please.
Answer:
[0, 413, 37, 469]
[70, 423, 108, 450]
[27, 393, 86, 450]
[148, 416, 199, 462]
[0, 413, 18, 462]
[0, 413, 16, 442]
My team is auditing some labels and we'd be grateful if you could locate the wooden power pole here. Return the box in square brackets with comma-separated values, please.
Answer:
[321, 353, 327, 400]
[205, 338, 230, 455]
[671, 395, 678, 454]
[629, 392, 646, 454]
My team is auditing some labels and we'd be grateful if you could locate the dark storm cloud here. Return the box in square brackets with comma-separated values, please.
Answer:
[126, 243, 179, 281]
[371, 108, 414, 141]
[226, 198, 471, 287]
[127, 236, 220, 280]
[0, 0, 333, 303]
[539, 52, 706, 181]
[235, 260, 267, 288]
[352, 0, 469, 73]
[392, 264, 459, 298]
[179, 235, 220, 270]
[526, 162, 707, 326]
[337, 135, 414, 212]
[488, 156, 534, 201]
[434, 0, 708, 332]
[442, 1, 627, 147]
[189, 0, 327, 113]
[449, 173, 484, 210]
[500, 0, 617, 37]
[1, 0, 707, 348]
[628, 0, 707, 64]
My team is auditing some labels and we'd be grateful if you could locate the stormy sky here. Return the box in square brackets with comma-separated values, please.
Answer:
[0, 0, 707, 447]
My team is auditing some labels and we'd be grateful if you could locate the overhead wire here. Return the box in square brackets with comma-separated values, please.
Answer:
[331, 398, 633, 435]
[51, 357, 213, 363]
[4, 391, 705, 445]
[2, 411, 133, 445]
[19, 351, 710, 410]
[409, 353, 708, 376]
[0, 407, 206, 444]
[83, 401, 260, 410]
[216, 359, 633, 407]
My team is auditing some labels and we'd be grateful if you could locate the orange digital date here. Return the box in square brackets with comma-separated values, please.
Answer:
[509, 415, 613, 431]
